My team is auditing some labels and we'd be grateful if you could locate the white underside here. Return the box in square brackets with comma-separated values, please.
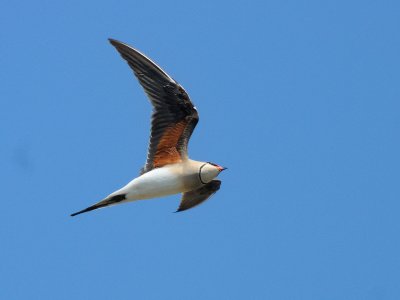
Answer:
[109, 165, 188, 201]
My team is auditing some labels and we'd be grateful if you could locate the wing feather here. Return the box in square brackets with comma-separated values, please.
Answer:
[109, 39, 199, 173]
[176, 180, 221, 212]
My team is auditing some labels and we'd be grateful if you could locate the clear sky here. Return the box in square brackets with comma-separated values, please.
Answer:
[1, 0, 400, 299]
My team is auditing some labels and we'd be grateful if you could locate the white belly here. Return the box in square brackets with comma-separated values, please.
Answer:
[111, 166, 186, 201]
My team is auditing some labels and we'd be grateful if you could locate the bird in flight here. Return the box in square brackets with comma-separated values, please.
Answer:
[71, 39, 226, 216]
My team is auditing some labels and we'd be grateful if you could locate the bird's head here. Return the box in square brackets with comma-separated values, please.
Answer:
[199, 162, 227, 184]
[209, 162, 227, 172]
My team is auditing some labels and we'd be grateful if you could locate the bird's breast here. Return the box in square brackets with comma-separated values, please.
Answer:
[121, 164, 201, 200]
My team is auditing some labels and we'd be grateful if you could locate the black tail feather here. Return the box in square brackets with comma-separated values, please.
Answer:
[70, 194, 126, 217]
[70, 204, 103, 217]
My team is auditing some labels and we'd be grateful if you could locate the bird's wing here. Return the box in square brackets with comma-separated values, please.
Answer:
[176, 180, 221, 212]
[109, 39, 199, 174]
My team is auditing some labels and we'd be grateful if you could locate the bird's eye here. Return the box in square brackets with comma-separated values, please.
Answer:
[207, 162, 218, 167]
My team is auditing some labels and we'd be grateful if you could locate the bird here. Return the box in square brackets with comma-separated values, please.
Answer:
[70, 39, 226, 216]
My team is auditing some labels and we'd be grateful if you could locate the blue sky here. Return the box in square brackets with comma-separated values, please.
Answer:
[1, 0, 400, 299]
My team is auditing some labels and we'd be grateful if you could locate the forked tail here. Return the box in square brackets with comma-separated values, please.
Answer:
[70, 194, 126, 217]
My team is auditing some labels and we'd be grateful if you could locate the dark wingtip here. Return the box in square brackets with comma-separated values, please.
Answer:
[174, 207, 188, 213]
[108, 38, 122, 47]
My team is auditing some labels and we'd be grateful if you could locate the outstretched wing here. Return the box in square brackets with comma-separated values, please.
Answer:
[176, 180, 221, 212]
[109, 39, 199, 174]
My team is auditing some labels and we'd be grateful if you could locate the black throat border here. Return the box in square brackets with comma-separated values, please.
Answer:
[199, 163, 208, 185]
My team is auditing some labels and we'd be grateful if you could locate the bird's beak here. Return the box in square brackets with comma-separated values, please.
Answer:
[217, 166, 227, 172]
